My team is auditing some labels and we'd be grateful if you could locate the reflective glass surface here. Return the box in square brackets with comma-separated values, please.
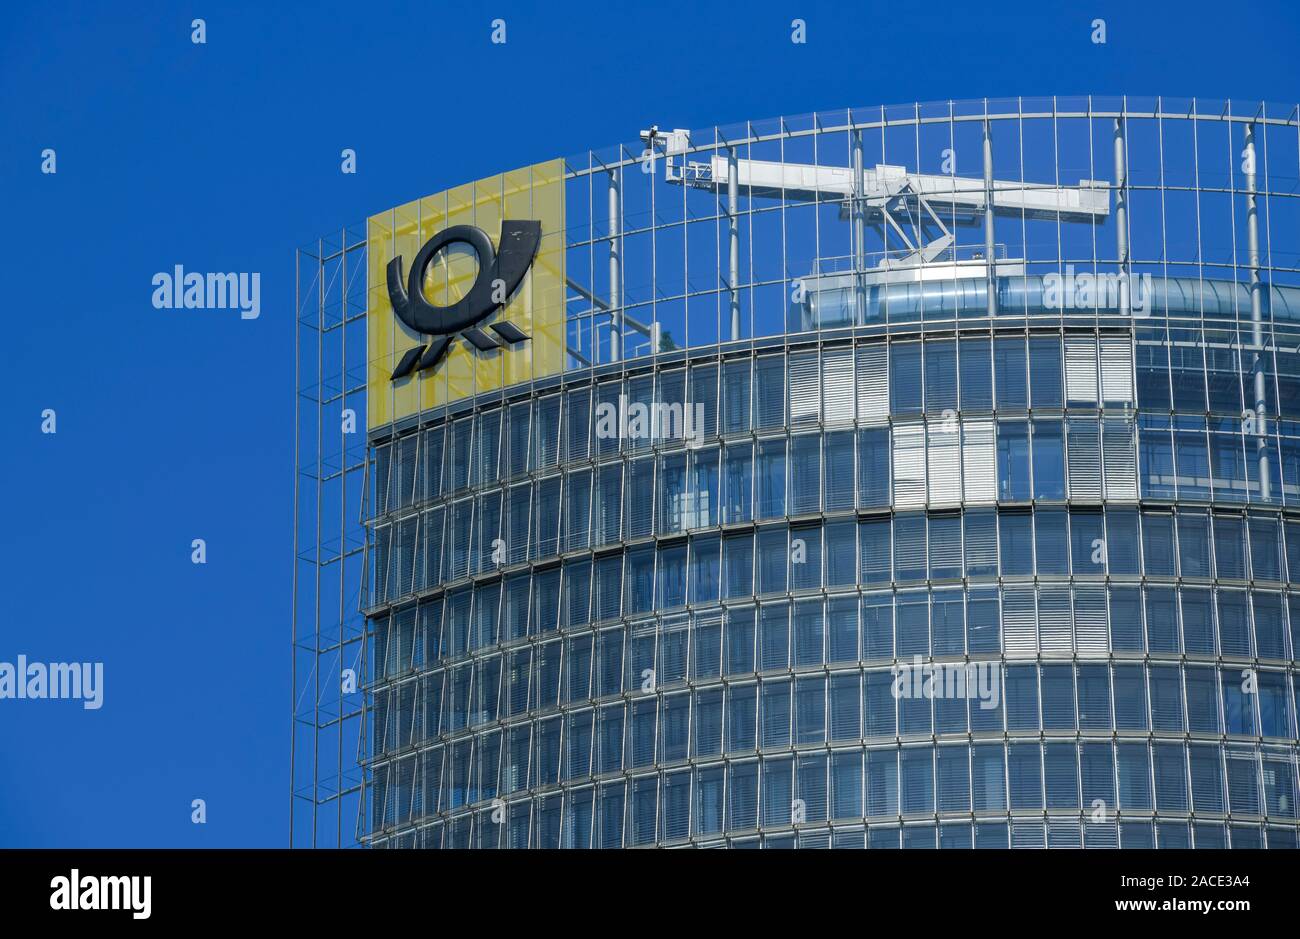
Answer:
[364, 98, 1300, 848]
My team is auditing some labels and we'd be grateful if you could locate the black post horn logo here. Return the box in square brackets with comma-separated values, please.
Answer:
[386, 219, 541, 380]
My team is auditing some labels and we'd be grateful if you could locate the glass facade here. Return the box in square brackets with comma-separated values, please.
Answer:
[362, 97, 1300, 848]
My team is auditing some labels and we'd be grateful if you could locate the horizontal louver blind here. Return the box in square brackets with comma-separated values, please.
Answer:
[449, 499, 473, 578]
[1038, 586, 1072, 655]
[690, 366, 718, 440]
[1102, 417, 1139, 500]
[564, 472, 591, 552]
[423, 507, 445, 588]
[507, 485, 531, 564]
[892, 424, 927, 509]
[856, 344, 888, 422]
[1226, 749, 1260, 814]
[450, 420, 473, 490]
[475, 491, 502, 576]
[926, 424, 960, 508]
[1262, 754, 1292, 816]
[535, 396, 562, 465]
[929, 520, 962, 577]
[829, 674, 860, 739]
[789, 351, 820, 425]
[937, 746, 970, 812]
[1067, 418, 1102, 501]
[1100, 335, 1135, 403]
[625, 459, 654, 538]
[961, 419, 996, 504]
[1003, 587, 1037, 658]
[1047, 818, 1080, 848]
[423, 427, 445, 500]
[476, 412, 501, 487]
[695, 688, 724, 754]
[963, 513, 998, 576]
[565, 389, 590, 462]
[1189, 745, 1225, 813]
[722, 362, 751, 434]
[1152, 744, 1188, 811]
[394, 434, 417, 509]
[822, 348, 854, 424]
[755, 357, 786, 429]
[823, 433, 855, 510]
[374, 524, 392, 605]
[1072, 584, 1109, 656]
[1065, 337, 1099, 404]
[375, 444, 392, 515]
[533, 476, 561, 558]
[894, 519, 926, 577]
[1012, 819, 1046, 849]
[1085, 821, 1118, 848]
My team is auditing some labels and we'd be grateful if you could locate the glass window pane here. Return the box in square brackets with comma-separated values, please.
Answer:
[997, 420, 1031, 501]
[995, 336, 1028, 411]
[1029, 336, 1063, 409]
[858, 427, 891, 507]
[959, 337, 993, 410]
[1031, 419, 1066, 499]
[925, 340, 958, 414]
[891, 343, 923, 415]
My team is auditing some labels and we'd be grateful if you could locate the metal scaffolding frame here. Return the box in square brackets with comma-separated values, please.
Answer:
[291, 224, 371, 848]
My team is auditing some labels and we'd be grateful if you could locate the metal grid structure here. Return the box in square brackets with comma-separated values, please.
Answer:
[291, 225, 370, 847]
[302, 96, 1300, 849]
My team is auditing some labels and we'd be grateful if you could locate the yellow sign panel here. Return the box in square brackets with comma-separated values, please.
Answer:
[367, 158, 565, 430]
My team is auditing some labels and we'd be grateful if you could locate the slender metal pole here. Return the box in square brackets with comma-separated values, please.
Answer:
[337, 229, 348, 849]
[727, 147, 741, 340]
[608, 170, 622, 362]
[1113, 118, 1130, 314]
[852, 129, 866, 320]
[290, 246, 300, 847]
[1245, 123, 1271, 501]
[313, 238, 324, 847]
[982, 120, 997, 316]
[1113, 118, 1129, 264]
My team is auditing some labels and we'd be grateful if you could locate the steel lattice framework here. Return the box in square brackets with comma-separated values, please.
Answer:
[292, 225, 369, 847]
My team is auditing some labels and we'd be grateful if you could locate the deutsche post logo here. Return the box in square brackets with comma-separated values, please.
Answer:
[386, 220, 540, 380]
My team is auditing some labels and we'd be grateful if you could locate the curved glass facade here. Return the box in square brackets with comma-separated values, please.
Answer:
[364, 97, 1300, 849]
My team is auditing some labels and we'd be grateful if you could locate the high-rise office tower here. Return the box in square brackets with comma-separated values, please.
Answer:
[293, 98, 1300, 849]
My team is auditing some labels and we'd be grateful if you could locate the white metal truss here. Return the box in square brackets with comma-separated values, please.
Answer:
[666, 148, 1108, 272]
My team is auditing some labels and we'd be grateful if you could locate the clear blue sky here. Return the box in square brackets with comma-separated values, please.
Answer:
[0, 0, 1296, 847]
